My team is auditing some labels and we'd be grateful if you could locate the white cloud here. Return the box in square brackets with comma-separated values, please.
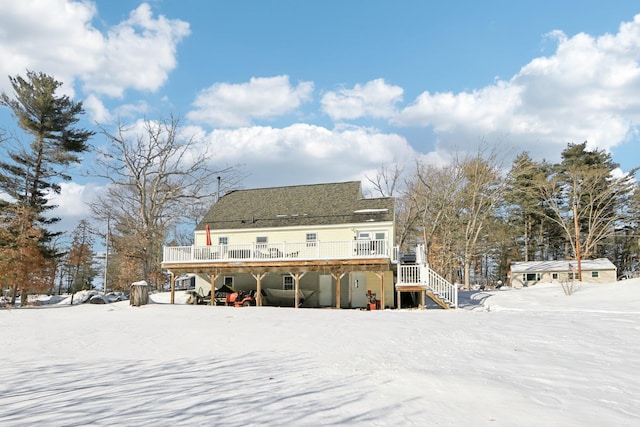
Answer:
[0, 1, 189, 98]
[187, 76, 314, 127]
[394, 14, 640, 162]
[0, 0, 102, 95]
[84, 94, 112, 123]
[200, 124, 416, 188]
[82, 3, 190, 97]
[321, 78, 403, 121]
[47, 181, 108, 234]
[48, 182, 96, 218]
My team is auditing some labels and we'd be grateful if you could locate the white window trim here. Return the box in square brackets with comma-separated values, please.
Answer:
[283, 275, 294, 290]
[306, 232, 317, 247]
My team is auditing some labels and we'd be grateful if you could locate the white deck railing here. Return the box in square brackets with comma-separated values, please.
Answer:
[425, 267, 458, 308]
[163, 239, 396, 264]
[397, 263, 458, 308]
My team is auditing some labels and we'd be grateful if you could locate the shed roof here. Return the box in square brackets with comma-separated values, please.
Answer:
[510, 258, 616, 273]
[197, 181, 394, 231]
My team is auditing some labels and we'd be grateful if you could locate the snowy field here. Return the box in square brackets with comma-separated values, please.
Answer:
[1, 280, 639, 426]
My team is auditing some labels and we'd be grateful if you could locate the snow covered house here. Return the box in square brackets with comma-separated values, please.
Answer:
[508, 259, 617, 288]
[162, 181, 398, 308]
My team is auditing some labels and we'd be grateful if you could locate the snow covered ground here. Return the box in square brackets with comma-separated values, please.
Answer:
[1, 280, 639, 426]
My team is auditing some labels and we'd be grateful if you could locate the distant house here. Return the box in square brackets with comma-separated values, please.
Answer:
[508, 259, 617, 288]
[162, 181, 397, 308]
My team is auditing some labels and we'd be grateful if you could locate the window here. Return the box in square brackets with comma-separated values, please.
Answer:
[306, 232, 317, 247]
[224, 276, 234, 287]
[355, 231, 371, 255]
[256, 236, 267, 249]
[373, 231, 386, 254]
[591, 271, 599, 278]
[552, 273, 559, 280]
[283, 275, 294, 290]
[523, 273, 541, 282]
[218, 236, 228, 245]
[356, 231, 387, 255]
[568, 272, 575, 280]
[357, 231, 371, 240]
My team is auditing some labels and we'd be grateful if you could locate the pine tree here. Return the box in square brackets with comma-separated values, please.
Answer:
[0, 71, 93, 303]
[66, 220, 97, 293]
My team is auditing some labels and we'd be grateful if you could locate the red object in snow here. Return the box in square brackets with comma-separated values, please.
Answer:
[367, 290, 378, 310]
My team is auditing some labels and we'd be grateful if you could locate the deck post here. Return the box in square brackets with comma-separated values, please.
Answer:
[331, 272, 346, 309]
[292, 272, 306, 308]
[374, 271, 385, 309]
[252, 272, 267, 306]
[209, 274, 219, 305]
[169, 272, 175, 304]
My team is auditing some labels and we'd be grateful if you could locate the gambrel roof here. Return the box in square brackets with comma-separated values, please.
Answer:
[197, 181, 394, 231]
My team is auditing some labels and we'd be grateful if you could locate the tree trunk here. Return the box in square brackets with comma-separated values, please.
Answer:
[130, 281, 149, 306]
[10, 284, 18, 306]
[464, 259, 472, 290]
[20, 288, 28, 306]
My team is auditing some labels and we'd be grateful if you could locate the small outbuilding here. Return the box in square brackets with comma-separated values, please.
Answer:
[508, 258, 617, 288]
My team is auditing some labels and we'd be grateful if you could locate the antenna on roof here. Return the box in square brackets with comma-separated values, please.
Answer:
[217, 176, 221, 202]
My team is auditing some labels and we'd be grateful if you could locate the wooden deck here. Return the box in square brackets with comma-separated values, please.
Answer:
[163, 257, 393, 275]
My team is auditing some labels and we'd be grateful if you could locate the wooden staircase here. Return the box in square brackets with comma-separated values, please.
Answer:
[426, 290, 453, 310]
[396, 246, 458, 309]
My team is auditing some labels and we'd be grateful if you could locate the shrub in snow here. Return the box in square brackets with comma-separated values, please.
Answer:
[560, 280, 577, 295]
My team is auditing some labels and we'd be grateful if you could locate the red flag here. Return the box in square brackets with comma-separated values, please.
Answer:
[205, 224, 212, 246]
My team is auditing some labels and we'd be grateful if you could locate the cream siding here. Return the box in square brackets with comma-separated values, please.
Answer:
[509, 259, 617, 288]
[200, 222, 394, 247]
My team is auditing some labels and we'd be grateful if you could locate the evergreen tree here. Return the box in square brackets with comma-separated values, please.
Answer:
[561, 143, 634, 258]
[504, 153, 568, 261]
[538, 142, 636, 262]
[66, 220, 98, 293]
[0, 71, 93, 303]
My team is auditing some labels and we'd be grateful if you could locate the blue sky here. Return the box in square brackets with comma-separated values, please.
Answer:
[1, 1, 640, 234]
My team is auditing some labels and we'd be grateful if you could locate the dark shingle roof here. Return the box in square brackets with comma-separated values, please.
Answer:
[197, 181, 394, 230]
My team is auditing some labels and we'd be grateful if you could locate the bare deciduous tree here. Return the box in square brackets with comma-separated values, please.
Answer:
[456, 149, 506, 289]
[365, 163, 404, 198]
[365, 164, 418, 252]
[89, 115, 242, 289]
[406, 146, 505, 289]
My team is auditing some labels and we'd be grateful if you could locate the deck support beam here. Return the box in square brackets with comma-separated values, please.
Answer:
[331, 271, 346, 309]
[169, 272, 175, 304]
[209, 274, 219, 305]
[373, 271, 385, 309]
[252, 272, 267, 306]
[291, 272, 306, 308]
